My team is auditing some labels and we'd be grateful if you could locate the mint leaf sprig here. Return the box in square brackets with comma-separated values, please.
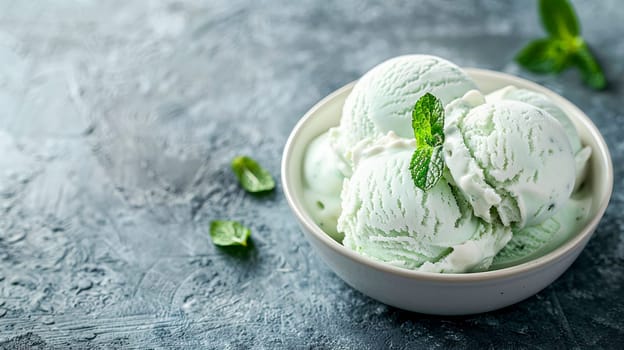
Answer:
[409, 93, 446, 191]
[515, 0, 606, 90]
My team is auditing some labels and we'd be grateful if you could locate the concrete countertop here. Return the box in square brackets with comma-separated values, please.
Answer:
[0, 1, 622, 348]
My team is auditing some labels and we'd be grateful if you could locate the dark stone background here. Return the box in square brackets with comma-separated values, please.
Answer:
[0, 1, 622, 348]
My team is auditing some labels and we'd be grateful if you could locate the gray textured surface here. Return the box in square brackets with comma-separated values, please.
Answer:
[0, 0, 623, 348]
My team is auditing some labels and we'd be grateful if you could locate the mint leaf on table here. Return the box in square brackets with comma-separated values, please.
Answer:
[231, 156, 275, 193]
[515, 0, 606, 90]
[210, 220, 251, 247]
[409, 93, 445, 191]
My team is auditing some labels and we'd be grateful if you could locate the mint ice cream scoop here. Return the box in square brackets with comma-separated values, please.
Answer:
[444, 97, 576, 228]
[302, 132, 346, 241]
[486, 86, 592, 192]
[330, 55, 477, 167]
[338, 133, 511, 273]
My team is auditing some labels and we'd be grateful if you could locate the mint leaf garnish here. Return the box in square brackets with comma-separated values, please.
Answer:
[515, 0, 606, 90]
[231, 156, 275, 193]
[412, 92, 445, 147]
[410, 146, 444, 191]
[409, 93, 445, 191]
[210, 220, 251, 247]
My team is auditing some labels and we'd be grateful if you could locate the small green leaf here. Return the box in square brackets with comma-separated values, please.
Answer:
[515, 39, 571, 73]
[573, 43, 607, 90]
[539, 0, 580, 39]
[231, 156, 275, 193]
[409, 93, 446, 191]
[412, 92, 445, 148]
[210, 220, 251, 247]
[409, 146, 444, 191]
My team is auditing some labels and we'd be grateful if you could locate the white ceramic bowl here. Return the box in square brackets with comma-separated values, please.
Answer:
[281, 68, 613, 315]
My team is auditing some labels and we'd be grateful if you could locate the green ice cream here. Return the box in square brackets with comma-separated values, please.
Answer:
[302, 132, 345, 241]
[444, 92, 576, 228]
[301, 55, 593, 273]
[486, 86, 592, 192]
[338, 132, 511, 273]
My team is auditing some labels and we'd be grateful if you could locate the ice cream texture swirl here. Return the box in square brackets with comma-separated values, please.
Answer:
[302, 55, 592, 273]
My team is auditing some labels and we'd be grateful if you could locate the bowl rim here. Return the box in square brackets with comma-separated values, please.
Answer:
[281, 68, 613, 282]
